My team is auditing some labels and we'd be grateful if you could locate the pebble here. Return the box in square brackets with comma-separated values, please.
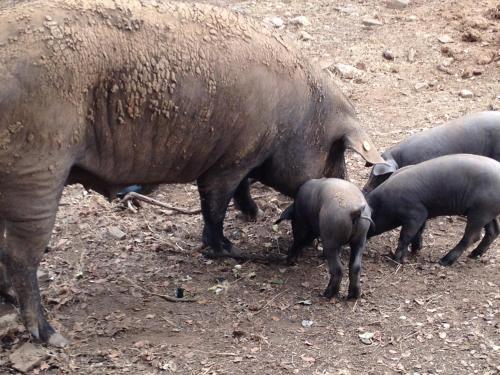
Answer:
[407, 15, 418, 21]
[362, 18, 383, 27]
[268, 17, 284, 28]
[437, 64, 453, 75]
[407, 48, 416, 62]
[298, 31, 313, 41]
[358, 331, 374, 345]
[441, 57, 454, 67]
[333, 63, 363, 79]
[459, 89, 474, 98]
[438, 35, 453, 44]
[383, 49, 395, 60]
[107, 226, 126, 240]
[290, 16, 310, 26]
[301, 320, 314, 328]
[9, 343, 48, 373]
[386, 0, 410, 9]
[414, 82, 428, 91]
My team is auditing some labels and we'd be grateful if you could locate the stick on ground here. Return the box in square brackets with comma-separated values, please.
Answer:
[121, 276, 197, 303]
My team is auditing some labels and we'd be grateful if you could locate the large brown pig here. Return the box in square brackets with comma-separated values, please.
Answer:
[0, 0, 383, 345]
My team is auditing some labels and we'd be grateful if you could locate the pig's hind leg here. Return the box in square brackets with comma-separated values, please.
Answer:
[439, 214, 485, 266]
[233, 178, 262, 222]
[346, 223, 369, 299]
[323, 241, 343, 299]
[468, 218, 499, 259]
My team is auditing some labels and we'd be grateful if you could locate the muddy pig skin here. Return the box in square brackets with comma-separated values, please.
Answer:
[276, 178, 372, 299]
[363, 111, 500, 193]
[367, 154, 500, 266]
[0, 0, 383, 346]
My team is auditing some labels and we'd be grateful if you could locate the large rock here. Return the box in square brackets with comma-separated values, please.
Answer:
[9, 343, 48, 373]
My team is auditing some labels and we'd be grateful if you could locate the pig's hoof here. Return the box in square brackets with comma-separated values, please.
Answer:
[286, 256, 298, 266]
[0, 288, 17, 305]
[323, 289, 339, 300]
[438, 256, 455, 266]
[48, 332, 69, 348]
[468, 250, 482, 259]
[238, 208, 264, 222]
[347, 289, 361, 300]
[392, 254, 405, 264]
[201, 241, 243, 259]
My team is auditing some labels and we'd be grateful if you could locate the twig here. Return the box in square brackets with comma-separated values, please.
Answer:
[352, 298, 359, 312]
[120, 276, 196, 303]
[121, 192, 273, 215]
[251, 289, 288, 316]
[121, 192, 201, 214]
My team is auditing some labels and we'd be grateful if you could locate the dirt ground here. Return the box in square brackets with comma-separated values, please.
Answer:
[1, 0, 499, 374]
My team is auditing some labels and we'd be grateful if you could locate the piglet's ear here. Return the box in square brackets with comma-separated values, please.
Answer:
[344, 128, 385, 166]
[372, 161, 397, 176]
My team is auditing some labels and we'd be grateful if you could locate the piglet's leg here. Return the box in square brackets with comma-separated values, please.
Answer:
[393, 217, 427, 263]
[347, 234, 367, 300]
[286, 217, 314, 265]
[469, 218, 499, 259]
[323, 244, 343, 299]
[440, 217, 484, 266]
[410, 222, 426, 255]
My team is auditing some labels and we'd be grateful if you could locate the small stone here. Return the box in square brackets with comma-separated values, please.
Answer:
[407, 48, 416, 62]
[301, 320, 314, 328]
[359, 331, 375, 345]
[333, 63, 362, 79]
[407, 15, 418, 21]
[437, 64, 453, 75]
[459, 89, 474, 98]
[268, 17, 284, 28]
[476, 53, 493, 65]
[362, 18, 383, 27]
[472, 68, 483, 76]
[290, 16, 310, 26]
[386, 0, 410, 9]
[438, 35, 453, 44]
[414, 82, 428, 91]
[441, 57, 454, 67]
[44, 15, 52, 21]
[37, 269, 49, 283]
[9, 343, 48, 373]
[383, 49, 394, 60]
[298, 30, 313, 41]
[107, 226, 126, 240]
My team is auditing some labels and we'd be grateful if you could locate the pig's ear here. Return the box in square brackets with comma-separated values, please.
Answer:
[344, 129, 385, 166]
[372, 160, 398, 176]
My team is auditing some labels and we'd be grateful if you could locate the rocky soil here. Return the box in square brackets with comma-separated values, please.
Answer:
[1, 0, 499, 374]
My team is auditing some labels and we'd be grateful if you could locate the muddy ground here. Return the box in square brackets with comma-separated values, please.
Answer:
[1, 0, 499, 374]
